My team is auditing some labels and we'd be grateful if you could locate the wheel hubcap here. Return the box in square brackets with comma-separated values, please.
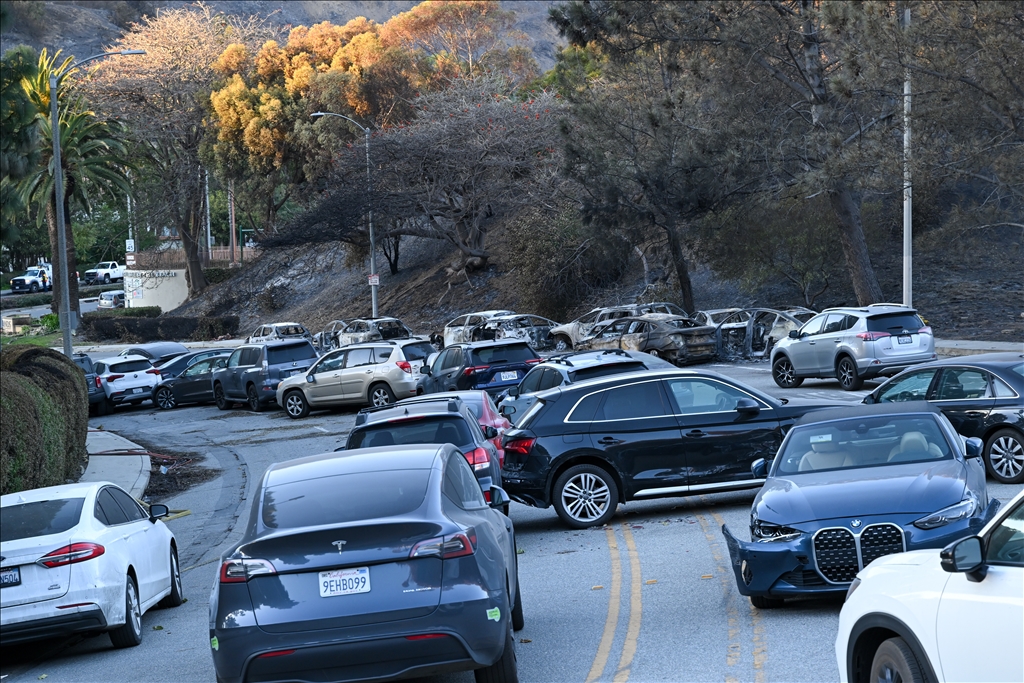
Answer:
[876, 663, 902, 683]
[776, 361, 794, 384]
[128, 583, 141, 633]
[991, 436, 1024, 478]
[840, 362, 854, 385]
[561, 473, 611, 522]
[248, 389, 258, 408]
[286, 395, 303, 415]
[172, 554, 181, 595]
[157, 389, 175, 409]
[373, 389, 390, 406]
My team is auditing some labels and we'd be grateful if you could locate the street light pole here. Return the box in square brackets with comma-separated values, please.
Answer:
[50, 49, 145, 357]
[311, 111, 378, 318]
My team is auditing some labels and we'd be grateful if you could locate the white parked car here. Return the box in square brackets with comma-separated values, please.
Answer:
[836, 487, 1024, 683]
[92, 354, 162, 413]
[245, 322, 313, 345]
[0, 482, 183, 647]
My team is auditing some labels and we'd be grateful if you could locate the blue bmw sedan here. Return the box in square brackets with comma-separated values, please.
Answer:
[722, 402, 1000, 608]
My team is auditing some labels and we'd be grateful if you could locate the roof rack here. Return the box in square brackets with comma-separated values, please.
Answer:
[601, 349, 631, 357]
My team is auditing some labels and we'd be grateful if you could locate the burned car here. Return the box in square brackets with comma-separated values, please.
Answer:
[715, 307, 817, 360]
[470, 314, 560, 350]
[574, 314, 716, 366]
[246, 322, 314, 345]
[312, 319, 348, 352]
[436, 310, 515, 348]
[336, 317, 416, 347]
[548, 302, 688, 352]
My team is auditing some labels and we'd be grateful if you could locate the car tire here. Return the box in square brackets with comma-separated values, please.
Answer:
[474, 616, 518, 683]
[749, 595, 785, 609]
[870, 637, 924, 683]
[284, 390, 310, 419]
[158, 547, 184, 608]
[109, 576, 143, 648]
[647, 348, 661, 358]
[772, 356, 804, 388]
[369, 382, 395, 407]
[247, 384, 264, 412]
[553, 336, 572, 352]
[836, 356, 864, 391]
[214, 384, 231, 411]
[30, 282, 39, 293]
[984, 428, 1024, 484]
[553, 464, 619, 529]
[154, 387, 176, 410]
[511, 574, 525, 632]
[103, 274, 111, 284]
[94, 397, 110, 416]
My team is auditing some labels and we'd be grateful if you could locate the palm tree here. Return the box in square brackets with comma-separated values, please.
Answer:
[19, 49, 131, 318]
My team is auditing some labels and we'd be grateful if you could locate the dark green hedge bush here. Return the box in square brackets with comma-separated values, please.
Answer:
[0, 346, 88, 495]
[203, 267, 234, 284]
[82, 306, 162, 319]
[80, 315, 239, 342]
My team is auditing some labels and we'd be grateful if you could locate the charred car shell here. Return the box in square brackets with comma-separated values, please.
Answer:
[470, 314, 560, 350]
[574, 314, 716, 366]
[336, 317, 417, 347]
[715, 307, 817, 360]
[548, 302, 688, 351]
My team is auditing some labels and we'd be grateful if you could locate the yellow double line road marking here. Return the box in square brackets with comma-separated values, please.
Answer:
[587, 524, 643, 683]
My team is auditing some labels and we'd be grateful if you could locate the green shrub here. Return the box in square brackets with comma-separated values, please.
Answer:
[203, 267, 234, 285]
[79, 315, 240, 342]
[40, 313, 60, 332]
[82, 306, 162, 319]
[0, 346, 88, 495]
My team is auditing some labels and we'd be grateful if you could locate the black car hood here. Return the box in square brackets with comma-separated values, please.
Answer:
[758, 460, 967, 525]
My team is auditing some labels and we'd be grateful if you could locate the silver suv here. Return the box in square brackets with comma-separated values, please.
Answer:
[276, 338, 437, 418]
[770, 304, 935, 391]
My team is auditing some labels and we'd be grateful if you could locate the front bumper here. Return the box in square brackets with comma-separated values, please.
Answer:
[0, 605, 107, 645]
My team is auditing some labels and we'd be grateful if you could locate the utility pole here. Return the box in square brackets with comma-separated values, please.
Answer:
[204, 168, 213, 252]
[228, 180, 237, 264]
[902, 7, 913, 308]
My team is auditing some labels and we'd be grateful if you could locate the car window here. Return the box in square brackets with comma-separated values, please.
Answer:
[449, 315, 468, 327]
[538, 368, 564, 391]
[444, 450, 488, 509]
[96, 489, 130, 525]
[822, 313, 847, 334]
[986, 500, 1024, 567]
[842, 315, 859, 330]
[108, 487, 145, 522]
[262, 470, 429, 530]
[579, 311, 600, 324]
[184, 359, 214, 376]
[0, 498, 85, 541]
[800, 315, 826, 337]
[110, 360, 152, 373]
[626, 321, 647, 334]
[344, 348, 374, 368]
[992, 377, 1017, 398]
[227, 349, 243, 368]
[935, 368, 991, 400]
[348, 416, 475, 450]
[867, 312, 924, 333]
[266, 343, 317, 364]
[316, 351, 346, 373]
[519, 367, 544, 394]
[665, 378, 762, 414]
[472, 343, 537, 365]
[593, 381, 669, 421]
[371, 347, 394, 363]
[401, 342, 436, 362]
[877, 369, 938, 402]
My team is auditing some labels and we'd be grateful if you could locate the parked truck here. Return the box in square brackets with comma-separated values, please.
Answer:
[9, 264, 53, 293]
[83, 261, 125, 284]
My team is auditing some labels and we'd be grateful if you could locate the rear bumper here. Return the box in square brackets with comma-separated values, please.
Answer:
[0, 606, 107, 645]
[108, 388, 155, 404]
[856, 353, 936, 378]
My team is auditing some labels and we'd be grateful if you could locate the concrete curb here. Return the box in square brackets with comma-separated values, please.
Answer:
[81, 429, 151, 499]
[934, 338, 1023, 358]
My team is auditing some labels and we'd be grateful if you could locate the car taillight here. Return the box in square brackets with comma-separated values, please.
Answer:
[219, 558, 277, 583]
[465, 447, 490, 471]
[260, 360, 269, 377]
[37, 543, 105, 568]
[504, 437, 536, 456]
[463, 365, 490, 376]
[106, 374, 124, 382]
[95, 376, 102, 388]
[396, 361, 412, 373]
[525, 358, 542, 364]
[257, 649, 295, 659]
[146, 368, 161, 375]
[918, 326, 932, 335]
[856, 331, 890, 341]
[410, 529, 477, 559]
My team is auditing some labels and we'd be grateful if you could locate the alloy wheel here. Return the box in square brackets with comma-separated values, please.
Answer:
[554, 337, 569, 352]
[371, 386, 393, 406]
[990, 433, 1024, 480]
[837, 357, 863, 391]
[155, 388, 176, 410]
[285, 393, 306, 417]
[171, 552, 182, 597]
[560, 472, 611, 524]
[772, 357, 801, 388]
[127, 580, 141, 635]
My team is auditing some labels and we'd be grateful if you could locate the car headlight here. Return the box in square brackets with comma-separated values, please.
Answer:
[751, 514, 803, 542]
[913, 495, 978, 530]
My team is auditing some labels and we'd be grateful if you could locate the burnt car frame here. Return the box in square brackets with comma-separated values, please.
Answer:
[547, 302, 688, 352]
[470, 314, 560, 350]
[574, 314, 716, 366]
[714, 307, 818, 360]
[336, 317, 417, 347]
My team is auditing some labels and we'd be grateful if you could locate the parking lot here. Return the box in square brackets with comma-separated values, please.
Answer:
[2, 359, 1019, 683]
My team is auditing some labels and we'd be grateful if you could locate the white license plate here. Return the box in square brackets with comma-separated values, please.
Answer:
[500, 371, 518, 381]
[132, 387, 144, 394]
[0, 566, 21, 588]
[319, 567, 370, 598]
[897, 335, 913, 345]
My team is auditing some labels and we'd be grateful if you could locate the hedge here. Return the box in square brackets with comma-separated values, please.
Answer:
[79, 315, 239, 342]
[0, 346, 88, 495]
[82, 306, 162, 319]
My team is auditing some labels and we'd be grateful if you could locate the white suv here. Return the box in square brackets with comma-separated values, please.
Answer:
[92, 355, 161, 412]
[836, 488, 1023, 683]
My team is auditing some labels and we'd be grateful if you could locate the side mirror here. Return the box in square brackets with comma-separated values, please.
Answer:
[862, 394, 876, 405]
[964, 437, 983, 458]
[736, 398, 760, 415]
[499, 404, 516, 417]
[507, 386, 520, 398]
[216, 359, 227, 368]
[751, 458, 768, 478]
[940, 536, 987, 582]
[307, 375, 316, 384]
[788, 330, 800, 339]
[149, 503, 169, 522]
[422, 365, 431, 376]
[489, 486, 511, 510]
[483, 426, 499, 440]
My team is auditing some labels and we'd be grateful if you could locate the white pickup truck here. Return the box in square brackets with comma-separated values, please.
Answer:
[9, 264, 53, 293]
[83, 261, 125, 284]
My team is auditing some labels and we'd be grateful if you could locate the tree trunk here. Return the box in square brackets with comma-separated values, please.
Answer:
[46, 196, 81, 320]
[180, 198, 208, 297]
[828, 183, 884, 305]
[662, 220, 695, 314]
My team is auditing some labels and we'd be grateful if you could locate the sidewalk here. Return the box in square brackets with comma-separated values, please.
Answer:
[80, 429, 151, 498]
[934, 338, 1022, 358]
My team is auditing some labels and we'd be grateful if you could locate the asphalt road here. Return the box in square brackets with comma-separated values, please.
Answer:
[1, 297, 100, 319]
[1, 362, 1019, 683]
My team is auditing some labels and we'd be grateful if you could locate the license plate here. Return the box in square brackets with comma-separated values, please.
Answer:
[132, 387, 143, 394]
[0, 566, 21, 588]
[319, 567, 370, 598]
[500, 371, 518, 381]
[897, 335, 912, 345]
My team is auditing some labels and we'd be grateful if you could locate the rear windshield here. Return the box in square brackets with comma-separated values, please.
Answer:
[401, 342, 436, 362]
[1006, 363, 1023, 380]
[111, 360, 151, 373]
[570, 362, 646, 383]
[1, 498, 85, 542]
[470, 343, 537, 365]
[378, 321, 408, 339]
[275, 325, 306, 336]
[267, 342, 317, 364]
[348, 416, 475, 450]
[867, 313, 924, 333]
[662, 318, 702, 329]
[261, 470, 429, 529]
[101, 292, 120, 300]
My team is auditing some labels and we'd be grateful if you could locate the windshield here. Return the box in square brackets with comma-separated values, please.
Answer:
[348, 416, 475, 450]
[661, 318, 702, 330]
[775, 414, 952, 475]
[91, 263, 108, 269]
[266, 342, 317, 364]
[470, 343, 538, 365]
[1, 498, 85, 541]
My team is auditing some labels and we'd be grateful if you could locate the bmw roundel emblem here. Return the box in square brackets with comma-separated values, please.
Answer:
[851, 519, 862, 528]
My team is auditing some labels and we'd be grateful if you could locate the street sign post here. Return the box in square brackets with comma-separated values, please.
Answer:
[125, 238, 135, 253]
[368, 274, 379, 286]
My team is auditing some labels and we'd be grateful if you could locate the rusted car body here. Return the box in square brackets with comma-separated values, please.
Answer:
[574, 314, 716, 366]
[470, 314, 560, 349]
[548, 302, 688, 351]
[336, 317, 417, 347]
[714, 307, 817, 359]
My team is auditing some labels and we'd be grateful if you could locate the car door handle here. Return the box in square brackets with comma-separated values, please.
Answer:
[808, 341, 816, 345]
[686, 430, 706, 438]
[122, 534, 130, 540]
[834, 339, 841, 343]
[597, 437, 625, 446]
[365, 370, 373, 374]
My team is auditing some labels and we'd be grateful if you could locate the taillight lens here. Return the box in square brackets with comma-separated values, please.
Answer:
[37, 543, 105, 568]
[219, 558, 277, 583]
[918, 326, 932, 335]
[260, 360, 269, 376]
[504, 437, 536, 456]
[463, 365, 490, 376]
[856, 331, 890, 341]
[106, 374, 124, 382]
[410, 529, 477, 559]
[525, 358, 542, 364]
[146, 368, 161, 375]
[464, 447, 491, 471]
[95, 376, 102, 388]
[396, 361, 412, 373]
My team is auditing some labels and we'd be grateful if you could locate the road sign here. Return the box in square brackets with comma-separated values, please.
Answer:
[368, 274, 379, 286]
[125, 253, 136, 266]
[125, 238, 135, 253]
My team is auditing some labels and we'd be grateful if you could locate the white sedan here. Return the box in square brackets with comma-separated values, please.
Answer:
[837, 487, 1024, 683]
[0, 482, 183, 648]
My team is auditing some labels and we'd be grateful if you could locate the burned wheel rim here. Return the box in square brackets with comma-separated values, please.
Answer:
[989, 432, 1024, 481]
[285, 393, 306, 417]
[560, 472, 612, 524]
[773, 358, 796, 387]
[648, 348, 660, 358]
[554, 338, 569, 352]
[155, 388, 176, 410]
